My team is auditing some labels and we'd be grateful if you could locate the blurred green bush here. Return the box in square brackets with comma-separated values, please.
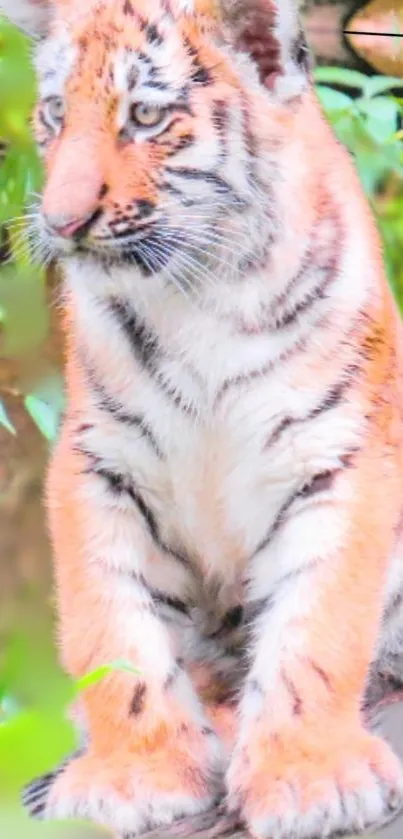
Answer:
[0, 13, 402, 839]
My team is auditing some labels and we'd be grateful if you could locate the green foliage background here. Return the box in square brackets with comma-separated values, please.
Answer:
[0, 14, 402, 839]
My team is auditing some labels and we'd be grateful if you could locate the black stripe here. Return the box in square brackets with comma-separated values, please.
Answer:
[109, 298, 160, 374]
[237, 225, 276, 274]
[215, 362, 272, 407]
[309, 659, 333, 691]
[274, 562, 319, 589]
[299, 469, 336, 498]
[38, 109, 53, 133]
[164, 659, 183, 690]
[22, 766, 65, 817]
[151, 591, 190, 616]
[310, 371, 358, 418]
[292, 31, 312, 74]
[264, 416, 293, 449]
[241, 92, 258, 161]
[264, 370, 357, 451]
[191, 61, 212, 86]
[244, 596, 274, 624]
[282, 669, 303, 716]
[93, 464, 160, 536]
[254, 488, 313, 552]
[83, 363, 163, 458]
[212, 99, 230, 163]
[22, 773, 58, 806]
[246, 562, 319, 620]
[108, 298, 197, 415]
[274, 262, 337, 329]
[75, 422, 94, 435]
[165, 166, 248, 210]
[29, 802, 46, 818]
[268, 210, 341, 322]
[146, 80, 169, 92]
[165, 132, 195, 157]
[22, 788, 48, 807]
[86, 461, 192, 567]
[136, 51, 152, 68]
[126, 63, 138, 92]
[183, 37, 212, 87]
[214, 316, 327, 407]
[162, 180, 199, 207]
[275, 248, 339, 329]
[269, 257, 313, 319]
[145, 23, 163, 46]
[130, 682, 147, 715]
[253, 453, 355, 557]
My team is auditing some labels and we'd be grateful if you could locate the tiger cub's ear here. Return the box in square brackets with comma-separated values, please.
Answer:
[201, 0, 313, 101]
[0, 0, 52, 37]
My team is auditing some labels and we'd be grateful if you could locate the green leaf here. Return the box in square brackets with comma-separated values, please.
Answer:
[363, 76, 403, 99]
[358, 97, 399, 145]
[24, 393, 59, 441]
[314, 67, 367, 90]
[75, 660, 141, 694]
[316, 86, 353, 115]
[23, 373, 64, 442]
[0, 695, 20, 725]
[0, 399, 16, 435]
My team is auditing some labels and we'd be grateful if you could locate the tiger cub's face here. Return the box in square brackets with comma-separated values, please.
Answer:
[25, 0, 310, 282]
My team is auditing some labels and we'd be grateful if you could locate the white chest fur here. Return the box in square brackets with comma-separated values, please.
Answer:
[71, 258, 364, 586]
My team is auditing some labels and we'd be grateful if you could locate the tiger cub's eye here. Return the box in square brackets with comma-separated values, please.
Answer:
[130, 103, 165, 127]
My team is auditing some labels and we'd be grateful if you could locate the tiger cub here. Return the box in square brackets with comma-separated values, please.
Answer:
[3, 0, 403, 837]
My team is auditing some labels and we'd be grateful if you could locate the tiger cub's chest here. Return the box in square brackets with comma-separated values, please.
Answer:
[110, 393, 298, 579]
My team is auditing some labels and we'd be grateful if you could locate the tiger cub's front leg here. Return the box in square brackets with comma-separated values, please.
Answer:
[34, 427, 224, 836]
[228, 450, 403, 839]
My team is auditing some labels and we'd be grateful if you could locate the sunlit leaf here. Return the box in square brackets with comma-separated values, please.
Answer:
[358, 97, 400, 144]
[0, 399, 16, 435]
[316, 86, 353, 115]
[0, 696, 20, 724]
[21, 371, 64, 441]
[24, 393, 59, 441]
[75, 660, 141, 694]
[314, 67, 367, 90]
[363, 76, 403, 98]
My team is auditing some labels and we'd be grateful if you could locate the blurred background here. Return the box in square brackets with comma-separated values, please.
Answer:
[0, 1, 403, 837]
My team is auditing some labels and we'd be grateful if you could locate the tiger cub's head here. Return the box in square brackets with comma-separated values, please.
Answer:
[1, 0, 313, 284]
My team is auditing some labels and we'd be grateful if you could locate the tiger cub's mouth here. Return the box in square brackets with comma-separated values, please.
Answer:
[46, 216, 190, 277]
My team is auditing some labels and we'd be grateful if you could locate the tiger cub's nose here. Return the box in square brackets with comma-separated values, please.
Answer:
[44, 209, 101, 240]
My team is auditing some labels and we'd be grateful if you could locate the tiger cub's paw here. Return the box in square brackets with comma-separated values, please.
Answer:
[228, 727, 403, 839]
[23, 728, 224, 835]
